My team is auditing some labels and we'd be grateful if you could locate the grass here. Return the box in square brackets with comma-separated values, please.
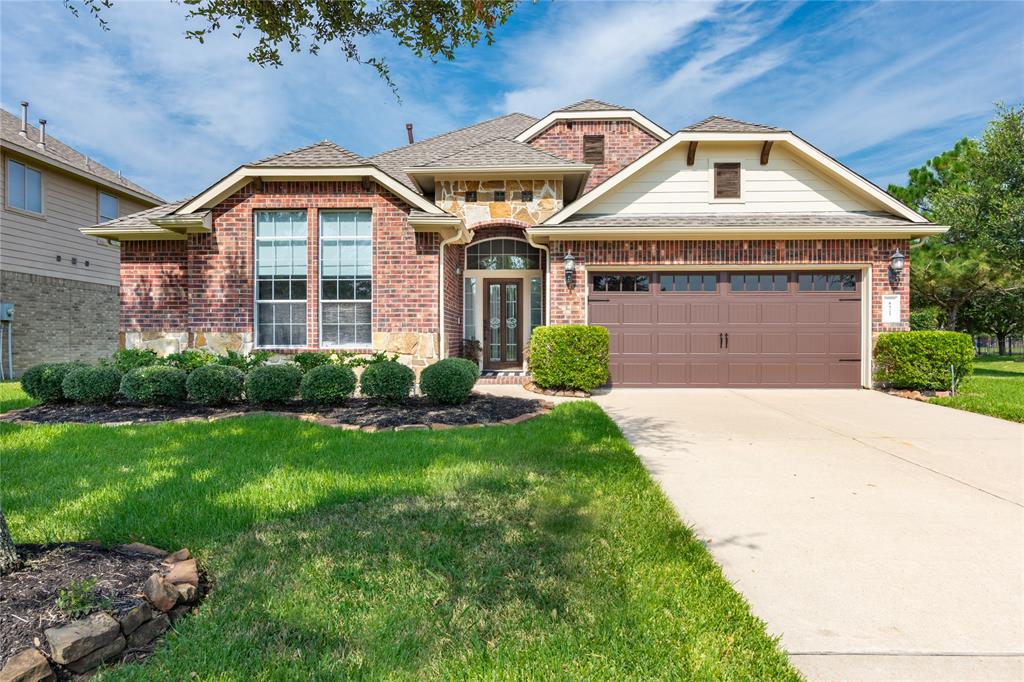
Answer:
[930, 355, 1024, 423]
[1, 380, 38, 413]
[0, 382, 797, 681]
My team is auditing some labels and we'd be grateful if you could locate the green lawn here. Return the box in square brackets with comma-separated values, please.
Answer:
[1, 383, 797, 681]
[930, 355, 1024, 423]
[1, 380, 38, 413]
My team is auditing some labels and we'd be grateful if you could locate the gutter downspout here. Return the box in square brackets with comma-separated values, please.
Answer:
[525, 230, 551, 326]
[438, 223, 472, 359]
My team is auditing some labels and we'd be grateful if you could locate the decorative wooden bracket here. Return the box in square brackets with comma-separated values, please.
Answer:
[760, 141, 774, 165]
[687, 141, 698, 166]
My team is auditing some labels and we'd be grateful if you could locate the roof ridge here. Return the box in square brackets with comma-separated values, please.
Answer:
[558, 98, 629, 111]
[253, 139, 366, 165]
[682, 114, 786, 132]
[369, 112, 536, 160]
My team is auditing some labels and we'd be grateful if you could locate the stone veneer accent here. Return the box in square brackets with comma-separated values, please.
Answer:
[435, 179, 562, 226]
[545, 238, 911, 333]
[528, 120, 661, 192]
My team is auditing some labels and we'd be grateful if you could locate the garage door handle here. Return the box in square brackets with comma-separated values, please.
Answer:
[725, 332, 728, 348]
[719, 332, 723, 348]
[838, 358, 860, 362]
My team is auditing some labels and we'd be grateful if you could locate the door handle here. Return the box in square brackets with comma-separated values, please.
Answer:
[725, 332, 729, 349]
[719, 332, 723, 348]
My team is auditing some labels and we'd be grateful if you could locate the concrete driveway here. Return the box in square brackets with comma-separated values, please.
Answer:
[593, 388, 1024, 681]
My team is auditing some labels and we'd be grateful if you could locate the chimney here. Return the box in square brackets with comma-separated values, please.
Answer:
[37, 119, 47, 148]
[405, 123, 414, 144]
[19, 101, 28, 136]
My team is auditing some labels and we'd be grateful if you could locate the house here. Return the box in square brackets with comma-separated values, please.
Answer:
[83, 100, 945, 388]
[1, 102, 162, 375]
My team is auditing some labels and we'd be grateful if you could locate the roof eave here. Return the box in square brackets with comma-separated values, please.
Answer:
[80, 226, 186, 241]
[526, 224, 949, 241]
[405, 165, 592, 175]
[514, 110, 671, 143]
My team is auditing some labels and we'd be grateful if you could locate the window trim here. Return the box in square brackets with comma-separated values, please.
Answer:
[709, 159, 744, 203]
[253, 209, 309, 349]
[5, 156, 44, 217]
[318, 208, 373, 349]
[464, 237, 542, 271]
[98, 191, 120, 223]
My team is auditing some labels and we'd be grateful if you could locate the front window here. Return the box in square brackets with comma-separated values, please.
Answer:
[466, 239, 540, 270]
[730, 273, 787, 292]
[530, 276, 542, 331]
[255, 210, 307, 347]
[464, 277, 477, 341]
[7, 159, 42, 213]
[320, 210, 372, 347]
[99, 192, 119, 222]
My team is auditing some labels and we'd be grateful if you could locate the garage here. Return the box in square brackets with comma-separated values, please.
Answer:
[588, 271, 863, 387]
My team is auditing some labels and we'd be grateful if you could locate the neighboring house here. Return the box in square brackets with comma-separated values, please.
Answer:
[1, 102, 162, 375]
[83, 100, 945, 388]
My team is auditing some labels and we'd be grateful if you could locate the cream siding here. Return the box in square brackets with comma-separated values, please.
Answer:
[1, 150, 148, 286]
[585, 142, 881, 216]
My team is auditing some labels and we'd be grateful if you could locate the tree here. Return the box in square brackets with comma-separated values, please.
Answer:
[910, 240, 1010, 330]
[65, 0, 520, 94]
[961, 290, 1024, 355]
[0, 508, 19, 575]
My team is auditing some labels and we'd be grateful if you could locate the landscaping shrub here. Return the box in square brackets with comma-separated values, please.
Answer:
[215, 350, 272, 372]
[61, 366, 122, 404]
[874, 331, 975, 390]
[120, 365, 188, 404]
[186, 364, 245, 405]
[909, 307, 941, 331]
[111, 348, 160, 373]
[300, 364, 357, 406]
[419, 358, 480, 404]
[293, 351, 333, 373]
[529, 325, 610, 392]
[359, 361, 414, 401]
[245, 363, 302, 405]
[20, 362, 83, 403]
[165, 349, 217, 373]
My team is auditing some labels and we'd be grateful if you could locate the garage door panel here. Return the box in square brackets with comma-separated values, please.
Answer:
[828, 332, 860, 355]
[761, 303, 793, 324]
[829, 302, 860, 323]
[689, 363, 722, 385]
[728, 303, 758, 324]
[761, 363, 793, 385]
[727, 363, 760, 385]
[622, 304, 653, 324]
[728, 332, 759, 354]
[795, 363, 828, 385]
[621, 333, 652, 354]
[589, 303, 620, 325]
[689, 303, 721, 324]
[656, 332, 688, 354]
[760, 333, 792, 355]
[690, 333, 721, 354]
[796, 302, 828, 323]
[829, 362, 861, 385]
[655, 363, 688, 385]
[620, 362, 653, 385]
[796, 333, 827, 354]
[658, 304, 689, 324]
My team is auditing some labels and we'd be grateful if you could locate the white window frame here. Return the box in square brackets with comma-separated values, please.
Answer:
[319, 209, 373, 349]
[464, 237, 542, 271]
[98, 191, 119, 222]
[254, 209, 309, 349]
[5, 157, 44, 215]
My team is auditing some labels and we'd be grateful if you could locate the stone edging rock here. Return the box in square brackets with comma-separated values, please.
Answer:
[883, 388, 952, 403]
[0, 545, 202, 681]
[270, 403, 556, 432]
[523, 381, 590, 398]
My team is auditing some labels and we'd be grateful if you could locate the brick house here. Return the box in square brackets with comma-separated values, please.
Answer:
[84, 100, 944, 388]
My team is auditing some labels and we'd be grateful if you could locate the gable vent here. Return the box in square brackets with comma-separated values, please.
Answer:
[583, 135, 604, 165]
[714, 162, 741, 199]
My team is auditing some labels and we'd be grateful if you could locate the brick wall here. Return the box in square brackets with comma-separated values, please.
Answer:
[0, 270, 119, 375]
[528, 120, 660, 192]
[120, 240, 189, 331]
[546, 238, 910, 333]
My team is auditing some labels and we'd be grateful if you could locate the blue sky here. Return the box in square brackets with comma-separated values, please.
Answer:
[2, 0, 1021, 201]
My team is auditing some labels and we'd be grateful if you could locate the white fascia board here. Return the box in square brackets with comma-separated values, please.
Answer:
[515, 110, 671, 143]
[80, 226, 186, 241]
[405, 165, 591, 176]
[527, 224, 949, 240]
[177, 166, 444, 215]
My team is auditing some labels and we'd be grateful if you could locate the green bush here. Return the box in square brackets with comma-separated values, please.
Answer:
[215, 350, 272, 373]
[293, 352, 333, 374]
[300, 364, 357, 406]
[20, 363, 84, 402]
[419, 358, 479, 404]
[359, 361, 414, 401]
[529, 325, 609, 392]
[61, 366, 122, 404]
[165, 349, 217, 373]
[111, 348, 160, 373]
[186, 364, 245, 405]
[909, 307, 941, 331]
[245, 363, 302, 405]
[874, 331, 975, 390]
[120, 365, 188, 404]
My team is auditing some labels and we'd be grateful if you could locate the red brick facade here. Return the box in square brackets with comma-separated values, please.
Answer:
[528, 120, 661, 192]
[121, 240, 188, 331]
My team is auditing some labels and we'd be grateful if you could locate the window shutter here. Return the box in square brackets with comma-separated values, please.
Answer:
[583, 135, 605, 164]
[714, 163, 741, 199]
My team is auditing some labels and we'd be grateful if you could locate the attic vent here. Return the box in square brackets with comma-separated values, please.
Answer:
[714, 162, 741, 199]
[583, 135, 604, 165]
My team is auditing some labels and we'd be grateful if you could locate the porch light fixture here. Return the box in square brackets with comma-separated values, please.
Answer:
[889, 248, 905, 285]
[563, 251, 576, 288]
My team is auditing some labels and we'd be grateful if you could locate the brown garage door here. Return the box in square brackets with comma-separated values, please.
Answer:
[589, 271, 862, 387]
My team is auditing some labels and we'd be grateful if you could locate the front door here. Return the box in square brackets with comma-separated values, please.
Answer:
[483, 279, 522, 369]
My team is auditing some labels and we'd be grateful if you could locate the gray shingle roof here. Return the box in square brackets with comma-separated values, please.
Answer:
[0, 108, 163, 202]
[89, 200, 189, 231]
[416, 138, 588, 169]
[369, 112, 538, 191]
[252, 140, 366, 167]
[557, 99, 629, 112]
[682, 115, 786, 133]
[559, 212, 914, 228]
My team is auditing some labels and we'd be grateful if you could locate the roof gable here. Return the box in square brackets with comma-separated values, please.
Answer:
[557, 99, 629, 112]
[682, 115, 786, 133]
[252, 140, 366, 167]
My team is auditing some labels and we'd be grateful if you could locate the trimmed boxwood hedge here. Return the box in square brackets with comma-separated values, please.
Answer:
[121, 365, 188, 404]
[300, 364, 357, 406]
[62, 366, 122, 404]
[359, 361, 414, 401]
[186, 364, 245, 405]
[874, 331, 974, 390]
[529, 325, 609, 392]
[245, 363, 303, 405]
[419, 358, 479, 404]
[21, 363, 84, 403]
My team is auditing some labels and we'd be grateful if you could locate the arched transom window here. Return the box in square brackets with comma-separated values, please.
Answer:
[466, 239, 541, 270]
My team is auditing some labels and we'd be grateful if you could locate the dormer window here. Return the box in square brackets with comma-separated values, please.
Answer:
[583, 135, 604, 164]
[714, 163, 741, 199]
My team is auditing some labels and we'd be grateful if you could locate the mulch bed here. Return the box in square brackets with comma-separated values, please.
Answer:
[0, 543, 163, 669]
[1, 394, 550, 430]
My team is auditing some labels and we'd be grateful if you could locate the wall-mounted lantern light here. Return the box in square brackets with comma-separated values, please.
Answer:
[563, 252, 576, 288]
[888, 248, 905, 285]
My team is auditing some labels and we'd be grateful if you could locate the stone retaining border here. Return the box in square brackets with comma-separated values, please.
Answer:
[523, 381, 591, 398]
